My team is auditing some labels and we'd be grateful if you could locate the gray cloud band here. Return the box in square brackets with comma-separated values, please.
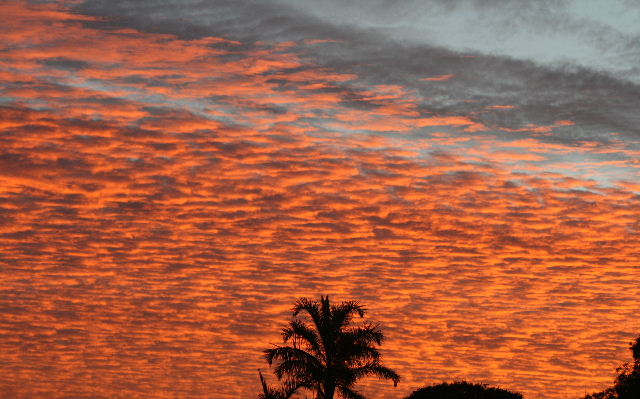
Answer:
[74, 0, 640, 148]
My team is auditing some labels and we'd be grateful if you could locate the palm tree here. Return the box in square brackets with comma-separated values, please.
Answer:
[263, 295, 400, 399]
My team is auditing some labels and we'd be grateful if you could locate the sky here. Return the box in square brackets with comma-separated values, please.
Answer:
[0, 1, 639, 398]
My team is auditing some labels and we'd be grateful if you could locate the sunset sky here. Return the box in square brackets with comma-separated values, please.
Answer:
[1, 1, 639, 398]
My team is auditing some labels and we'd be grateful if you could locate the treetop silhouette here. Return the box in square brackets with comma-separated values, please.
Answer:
[262, 295, 400, 399]
[403, 381, 523, 399]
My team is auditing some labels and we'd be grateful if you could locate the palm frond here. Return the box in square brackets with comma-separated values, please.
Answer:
[340, 344, 381, 365]
[331, 300, 365, 329]
[282, 319, 324, 360]
[275, 358, 322, 381]
[351, 363, 400, 387]
[259, 370, 300, 399]
[259, 370, 270, 396]
[336, 385, 367, 399]
[265, 345, 322, 369]
[344, 323, 384, 346]
[292, 297, 321, 324]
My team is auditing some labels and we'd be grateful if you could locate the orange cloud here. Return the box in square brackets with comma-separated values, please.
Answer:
[422, 74, 455, 81]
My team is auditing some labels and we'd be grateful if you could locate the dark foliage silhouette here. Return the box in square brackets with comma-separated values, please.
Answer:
[258, 370, 298, 399]
[581, 389, 616, 399]
[263, 295, 400, 399]
[403, 381, 523, 399]
[612, 335, 640, 399]
[582, 335, 640, 399]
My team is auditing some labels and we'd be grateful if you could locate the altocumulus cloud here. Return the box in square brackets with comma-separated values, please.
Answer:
[0, 2, 639, 399]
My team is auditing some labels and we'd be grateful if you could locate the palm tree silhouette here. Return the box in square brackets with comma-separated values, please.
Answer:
[264, 295, 400, 399]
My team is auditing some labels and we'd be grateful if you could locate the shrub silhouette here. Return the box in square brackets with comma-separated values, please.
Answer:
[612, 335, 640, 399]
[404, 381, 523, 399]
[262, 295, 400, 399]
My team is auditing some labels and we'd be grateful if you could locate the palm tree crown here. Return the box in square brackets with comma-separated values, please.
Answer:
[264, 295, 400, 399]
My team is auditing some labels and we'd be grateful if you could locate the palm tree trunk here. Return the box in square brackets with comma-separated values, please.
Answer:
[322, 381, 335, 399]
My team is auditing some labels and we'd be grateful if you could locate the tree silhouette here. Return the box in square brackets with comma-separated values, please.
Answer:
[263, 295, 400, 399]
[404, 381, 523, 399]
[582, 335, 640, 399]
[612, 335, 640, 399]
[582, 389, 616, 399]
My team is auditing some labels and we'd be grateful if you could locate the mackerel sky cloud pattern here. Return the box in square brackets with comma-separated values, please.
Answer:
[0, 1, 639, 399]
